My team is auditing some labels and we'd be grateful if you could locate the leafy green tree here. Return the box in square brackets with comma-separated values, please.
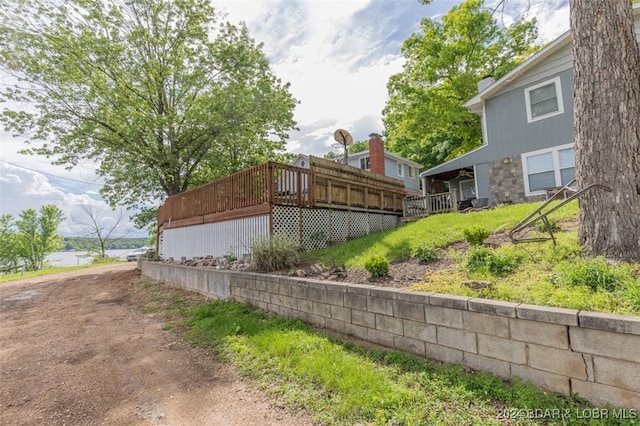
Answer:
[383, 0, 538, 170]
[13, 205, 64, 271]
[0, 214, 20, 271]
[0, 0, 297, 228]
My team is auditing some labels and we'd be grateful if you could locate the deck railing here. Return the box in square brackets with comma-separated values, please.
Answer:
[403, 191, 457, 219]
[157, 157, 407, 228]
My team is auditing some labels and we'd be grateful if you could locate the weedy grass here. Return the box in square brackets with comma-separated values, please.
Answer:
[0, 264, 93, 284]
[183, 299, 633, 425]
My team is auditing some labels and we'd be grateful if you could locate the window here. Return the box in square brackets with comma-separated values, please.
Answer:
[397, 162, 404, 177]
[360, 157, 370, 170]
[522, 144, 575, 195]
[408, 166, 416, 179]
[524, 77, 564, 122]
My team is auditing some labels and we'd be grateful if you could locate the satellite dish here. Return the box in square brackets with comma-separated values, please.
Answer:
[333, 129, 353, 146]
[333, 129, 353, 163]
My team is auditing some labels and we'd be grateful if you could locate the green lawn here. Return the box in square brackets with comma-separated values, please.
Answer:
[308, 201, 640, 316]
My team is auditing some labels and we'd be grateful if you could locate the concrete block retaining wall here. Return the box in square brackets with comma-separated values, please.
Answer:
[141, 261, 640, 409]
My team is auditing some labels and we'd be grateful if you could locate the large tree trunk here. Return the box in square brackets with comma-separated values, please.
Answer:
[570, 0, 640, 261]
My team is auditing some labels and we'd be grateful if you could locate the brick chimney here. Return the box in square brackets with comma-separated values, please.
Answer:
[368, 133, 385, 176]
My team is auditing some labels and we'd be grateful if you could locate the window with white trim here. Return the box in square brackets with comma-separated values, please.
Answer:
[408, 166, 416, 179]
[360, 157, 370, 170]
[397, 162, 404, 177]
[522, 144, 575, 195]
[524, 77, 564, 123]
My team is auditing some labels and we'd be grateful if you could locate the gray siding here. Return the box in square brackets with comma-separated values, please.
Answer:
[347, 154, 420, 192]
[475, 163, 491, 201]
[484, 68, 574, 160]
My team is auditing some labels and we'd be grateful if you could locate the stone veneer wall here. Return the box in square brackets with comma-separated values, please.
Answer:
[141, 261, 640, 409]
[489, 155, 528, 205]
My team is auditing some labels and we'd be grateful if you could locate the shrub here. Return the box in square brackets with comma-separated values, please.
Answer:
[412, 243, 438, 262]
[532, 219, 562, 233]
[463, 226, 490, 246]
[552, 257, 632, 292]
[364, 255, 389, 277]
[465, 246, 522, 276]
[250, 234, 300, 272]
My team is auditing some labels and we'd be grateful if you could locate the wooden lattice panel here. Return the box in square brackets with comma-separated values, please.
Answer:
[301, 208, 330, 251]
[368, 213, 383, 233]
[383, 214, 398, 231]
[350, 212, 369, 238]
[273, 205, 300, 243]
[330, 210, 349, 243]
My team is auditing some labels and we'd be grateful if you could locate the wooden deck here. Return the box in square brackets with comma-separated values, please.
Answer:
[157, 157, 407, 230]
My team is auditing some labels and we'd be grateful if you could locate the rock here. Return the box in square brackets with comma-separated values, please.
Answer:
[296, 269, 307, 277]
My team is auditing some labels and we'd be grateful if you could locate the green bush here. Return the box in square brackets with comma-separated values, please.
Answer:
[532, 219, 562, 233]
[463, 226, 490, 246]
[364, 255, 389, 277]
[465, 247, 522, 276]
[250, 234, 300, 272]
[412, 243, 438, 262]
[552, 257, 632, 292]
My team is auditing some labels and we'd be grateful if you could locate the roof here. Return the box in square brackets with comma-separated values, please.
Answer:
[466, 2, 640, 113]
[347, 149, 423, 168]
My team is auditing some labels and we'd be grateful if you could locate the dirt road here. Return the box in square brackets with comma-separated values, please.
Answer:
[0, 263, 311, 425]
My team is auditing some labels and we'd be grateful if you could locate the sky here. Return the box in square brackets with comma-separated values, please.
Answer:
[0, 0, 570, 237]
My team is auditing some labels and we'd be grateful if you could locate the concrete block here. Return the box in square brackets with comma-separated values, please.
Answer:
[344, 323, 369, 341]
[344, 293, 367, 310]
[477, 334, 526, 364]
[283, 295, 297, 310]
[324, 281, 348, 293]
[325, 318, 347, 334]
[368, 329, 394, 347]
[528, 344, 587, 379]
[510, 318, 569, 349]
[511, 364, 570, 394]
[468, 298, 518, 317]
[424, 342, 463, 364]
[462, 311, 509, 338]
[429, 293, 470, 309]
[403, 320, 437, 343]
[307, 287, 325, 303]
[330, 305, 351, 323]
[570, 327, 640, 363]
[572, 379, 640, 410]
[367, 296, 394, 316]
[393, 300, 425, 322]
[394, 336, 426, 357]
[593, 357, 640, 393]
[463, 352, 511, 378]
[305, 280, 327, 292]
[370, 288, 398, 300]
[297, 299, 313, 314]
[437, 326, 477, 353]
[259, 291, 270, 303]
[291, 284, 307, 299]
[254, 279, 266, 292]
[352, 310, 376, 328]
[256, 301, 267, 311]
[397, 290, 432, 304]
[312, 301, 331, 318]
[325, 290, 344, 307]
[425, 305, 463, 328]
[516, 304, 578, 326]
[269, 293, 283, 305]
[278, 281, 292, 296]
[579, 311, 640, 336]
[375, 314, 403, 335]
[345, 283, 374, 295]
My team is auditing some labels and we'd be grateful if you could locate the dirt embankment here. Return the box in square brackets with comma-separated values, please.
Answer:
[0, 263, 311, 426]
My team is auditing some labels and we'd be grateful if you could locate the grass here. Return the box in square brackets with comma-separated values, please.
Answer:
[0, 264, 94, 284]
[309, 201, 579, 268]
[308, 200, 640, 316]
[181, 299, 635, 426]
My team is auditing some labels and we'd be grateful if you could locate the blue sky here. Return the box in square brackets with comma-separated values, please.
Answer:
[0, 0, 570, 236]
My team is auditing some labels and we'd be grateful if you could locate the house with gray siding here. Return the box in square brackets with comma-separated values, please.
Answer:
[420, 3, 640, 207]
[294, 134, 422, 193]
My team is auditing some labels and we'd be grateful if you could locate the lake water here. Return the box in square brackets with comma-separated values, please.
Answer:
[45, 249, 133, 267]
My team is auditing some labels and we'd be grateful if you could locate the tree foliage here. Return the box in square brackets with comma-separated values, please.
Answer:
[0, 0, 298, 228]
[74, 204, 128, 259]
[0, 205, 64, 271]
[383, 0, 538, 170]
